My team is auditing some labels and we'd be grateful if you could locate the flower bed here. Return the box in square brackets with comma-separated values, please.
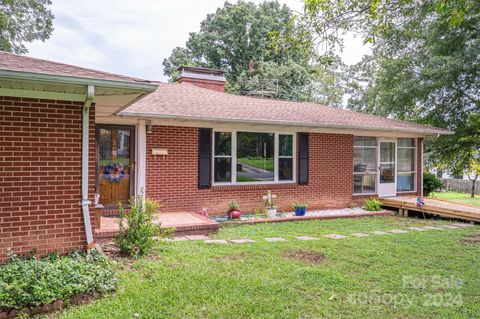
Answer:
[0, 250, 116, 318]
[209, 207, 390, 223]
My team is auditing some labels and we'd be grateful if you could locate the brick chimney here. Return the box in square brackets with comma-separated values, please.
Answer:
[176, 66, 226, 92]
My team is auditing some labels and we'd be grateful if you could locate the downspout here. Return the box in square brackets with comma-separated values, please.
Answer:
[82, 85, 95, 249]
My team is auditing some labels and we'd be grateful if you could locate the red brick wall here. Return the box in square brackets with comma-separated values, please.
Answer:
[145, 125, 354, 214]
[177, 78, 225, 92]
[0, 97, 95, 262]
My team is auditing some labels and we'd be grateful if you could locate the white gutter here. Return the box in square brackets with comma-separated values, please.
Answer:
[0, 69, 158, 92]
[82, 85, 95, 249]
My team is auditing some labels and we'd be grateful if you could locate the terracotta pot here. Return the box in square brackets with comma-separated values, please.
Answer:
[229, 209, 241, 219]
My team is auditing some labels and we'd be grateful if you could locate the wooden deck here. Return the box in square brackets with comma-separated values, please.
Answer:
[381, 196, 480, 222]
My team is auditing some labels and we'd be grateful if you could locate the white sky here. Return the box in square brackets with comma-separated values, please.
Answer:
[26, 0, 371, 82]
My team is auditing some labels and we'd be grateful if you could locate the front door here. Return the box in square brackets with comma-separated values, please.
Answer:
[96, 125, 135, 206]
[378, 140, 396, 197]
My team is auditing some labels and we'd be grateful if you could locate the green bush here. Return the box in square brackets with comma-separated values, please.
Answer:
[363, 198, 382, 211]
[115, 194, 160, 258]
[0, 250, 115, 311]
[423, 172, 443, 196]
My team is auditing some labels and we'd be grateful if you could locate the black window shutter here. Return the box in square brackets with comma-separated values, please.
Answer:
[198, 128, 212, 189]
[298, 133, 309, 185]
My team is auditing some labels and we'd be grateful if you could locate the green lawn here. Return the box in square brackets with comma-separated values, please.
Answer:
[431, 191, 480, 207]
[58, 216, 480, 319]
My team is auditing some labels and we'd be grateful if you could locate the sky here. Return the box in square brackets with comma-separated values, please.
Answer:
[26, 0, 371, 82]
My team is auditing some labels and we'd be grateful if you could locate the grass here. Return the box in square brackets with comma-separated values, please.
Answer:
[237, 157, 274, 172]
[57, 216, 480, 319]
[431, 191, 480, 207]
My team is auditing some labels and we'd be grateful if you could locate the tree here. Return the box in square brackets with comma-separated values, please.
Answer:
[162, 1, 314, 86]
[300, 0, 480, 179]
[0, 0, 54, 54]
[466, 158, 480, 198]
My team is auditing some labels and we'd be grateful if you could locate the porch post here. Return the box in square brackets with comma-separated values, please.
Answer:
[136, 119, 147, 197]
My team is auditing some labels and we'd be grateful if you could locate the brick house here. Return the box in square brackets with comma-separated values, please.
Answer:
[0, 52, 450, 260]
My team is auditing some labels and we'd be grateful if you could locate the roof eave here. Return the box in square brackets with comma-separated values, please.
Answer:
[119, 112, 453, 136]
[0, 69, 158, 92]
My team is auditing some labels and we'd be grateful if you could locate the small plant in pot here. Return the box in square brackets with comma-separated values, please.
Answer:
[263, 190, 277, 218]
[227, 200, 241, 219]
[293, 202, 308, 216]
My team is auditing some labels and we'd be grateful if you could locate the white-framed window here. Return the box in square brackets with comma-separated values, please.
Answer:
[397, 138, 416, 192]
[213, 130, 296, 185]
[353, 137, 378, 194]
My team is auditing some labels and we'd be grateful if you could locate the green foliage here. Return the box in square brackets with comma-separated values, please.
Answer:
[363, 198, 382, 211]
[228, 200, 240, 211]
[423, 172, 443, 197]
[292, 202, 308, 209]
[302, 0, 479, 175]
[0, 250, 115, 310]
[115, 194, 160, 258]
[0, 0, 54, 54]
[162, 1, 314, 84]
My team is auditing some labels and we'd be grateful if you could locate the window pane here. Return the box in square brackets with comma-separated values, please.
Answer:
[236, 132, 274, 182]
[380, 163, 395, 183]
[398, 138, 415, 148]
[380, 142, 395, 162]
[279, 135, 293, 156]
[397, 172, 415, 191]
[353, 137, 376, 147]
[353, 174, 376, 194]
[279, 158, 293, 180]
[398, 148, 415, 172]
[214, 158, 231, 182]
[214, 132, 231, 156]
[354, 148, 377, 173]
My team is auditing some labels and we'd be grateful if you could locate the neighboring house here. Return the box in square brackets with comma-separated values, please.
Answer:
[0, 52, 450, 261]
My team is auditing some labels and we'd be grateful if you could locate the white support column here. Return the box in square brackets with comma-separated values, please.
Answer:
[136, 120, 147, 197]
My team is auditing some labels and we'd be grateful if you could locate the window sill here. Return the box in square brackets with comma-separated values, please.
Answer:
[353, 193, 377, 196]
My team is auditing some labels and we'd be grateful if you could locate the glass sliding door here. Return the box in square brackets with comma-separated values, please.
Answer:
[96, 125, 135, 206]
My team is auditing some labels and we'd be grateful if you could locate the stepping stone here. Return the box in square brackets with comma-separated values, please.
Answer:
[438, 225, 460, 229]
[388, 229, 409, 234]
[296, 236, 319, 241]
[371, 231, 389, 235]
[264, 237, 287, 242]
[351, 233, 369, 237]
[230, 239, 256, 244]
[421, 226, 445, 230]
[408, 227, 428, 231]
[204, 239, 228, 244]
[184, 235, 210, 240]
[323, 234, 346, 239]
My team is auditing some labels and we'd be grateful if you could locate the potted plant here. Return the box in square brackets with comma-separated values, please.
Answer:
[227, 200, 241, 219]
[263, 191, 277, 218]
[293, 202, 308, 216]
[266, 205, 277, 218]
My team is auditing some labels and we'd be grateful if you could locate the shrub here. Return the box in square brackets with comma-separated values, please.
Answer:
[423, 172, 443, 196]
[0, 250, 116, 311]
[115, 194, 160, 258]
[363, 198, 382, 211]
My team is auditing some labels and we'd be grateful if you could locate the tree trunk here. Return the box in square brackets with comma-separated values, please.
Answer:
[471, 175, 478, 198]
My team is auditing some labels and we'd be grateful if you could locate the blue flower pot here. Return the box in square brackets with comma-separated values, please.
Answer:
[294, 207, 306, 216]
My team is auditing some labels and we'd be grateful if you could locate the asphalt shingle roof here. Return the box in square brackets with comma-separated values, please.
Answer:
[0, 51, 152, 83]
[122, 82, 449, 135]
